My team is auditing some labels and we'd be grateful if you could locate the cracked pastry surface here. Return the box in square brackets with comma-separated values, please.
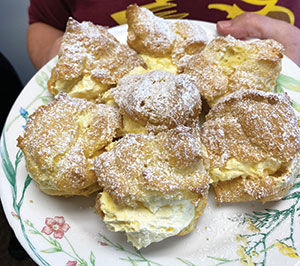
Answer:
[126, 4, 174, 57]
[171, 20, 208, 72]
[201, 89, 300, 203]
[126, 4, 207, 72]
[94, 126, 209, 249]
[111, 70, 202, 134]
[47, 17, 145, 100]
[184, 35, 284, 106]
[17, 93, 122, 196]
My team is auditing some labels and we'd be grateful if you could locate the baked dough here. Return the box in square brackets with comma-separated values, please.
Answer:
[94, 126, 209, 248]
[48, 17, 145, 100]
[111, 70, 202, 134]
[126, 4, 174, 57]
[171, 20, 208, 72]
[126, 4, 207, 71]
[17, 93, 122, 196]
[201, 89, 300, 203]
[184, 35, 284, 106]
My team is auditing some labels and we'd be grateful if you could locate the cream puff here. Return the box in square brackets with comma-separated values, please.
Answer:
[201, 89, 300, 203]
[17, 93, 122, 196]
[94, 126, 209, 249]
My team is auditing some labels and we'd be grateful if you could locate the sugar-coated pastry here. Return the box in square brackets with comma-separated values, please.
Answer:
[94, 126, 209, 249]
[17, 93, 122, 196]
[111, 70, 202, 134]
[171, 20, 207, 72]
[184, 35, 284, 107]
[201, 90, 300, 203]
[126, 4, 174, 57]
[48, 17, 145, 100]
[126, 4, 207, 72]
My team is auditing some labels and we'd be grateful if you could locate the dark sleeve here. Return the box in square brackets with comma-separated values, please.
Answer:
[28, 0, 71, 31]
[0, 52, 23, 130]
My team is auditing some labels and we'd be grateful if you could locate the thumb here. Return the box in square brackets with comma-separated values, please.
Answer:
[216, 13, 300, 66]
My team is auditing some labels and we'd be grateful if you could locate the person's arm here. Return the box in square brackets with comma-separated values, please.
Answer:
[27, 22, 64, 70]
[217, 13, 300, 66]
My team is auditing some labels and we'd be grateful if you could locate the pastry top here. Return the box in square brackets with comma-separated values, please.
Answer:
[111, 70, 201, 133]
[171, 20, 207, 71]
[126, 4, 207, 67]
[48, 17, 145, 95]
[94, 126, 209, 207]
[17, 93, 122, 195]
[201, 89, 300, 168]
[184, 35, 284, 106]
[202, 35, 284, 61]
[126, 4, 175, 57]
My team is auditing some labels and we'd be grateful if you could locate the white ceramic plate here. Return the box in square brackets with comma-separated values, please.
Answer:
[1, 21, 300, 266]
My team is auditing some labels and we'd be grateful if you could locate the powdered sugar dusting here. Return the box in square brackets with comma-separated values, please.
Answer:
[48, 17, 145, 94]
[127, 5, 175, 57]
[126, 4, 207, 68]
[17, 93, 122, 195]
[184, 35, 284, 106]
[95, 126, 209, 207]
[201, 89, 300, 168]
[111, 70, 201, 133]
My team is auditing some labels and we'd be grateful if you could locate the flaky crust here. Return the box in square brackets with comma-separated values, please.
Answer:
[48, 17, 145, 96]
[201, 90, 300, 202]
[126, 4, 175, 57]
[126, 4, 207, 69]
[94, 126, 209, 207]
[171, 21, 207, 72]
[202, 90, 300, 167]
[17, 93, 122, 196]
[184, 35, 284, 106]
[111, 70, 201, 133]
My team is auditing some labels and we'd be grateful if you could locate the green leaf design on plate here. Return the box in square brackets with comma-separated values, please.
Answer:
[41, 248, 63, 253]
[276, 74, 300, 92]
[176, 257, 196, 266]
[275, 74, 300, 113]
[208, 175, 300, 266]
[90, 251, 96, 266]
[207, 256, 239, 265]
[40, 95, 52, 105]
[98, 233, 163, 265]
[1, 130, 16, 187]
[35, 70, 50, 91]
[291, 100, 300, 112]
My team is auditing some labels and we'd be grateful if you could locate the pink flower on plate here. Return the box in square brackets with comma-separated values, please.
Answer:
[65, 261, 77, 266]
[98, 240, 108, 246]
[41, 216, 70, 239]
[11, 211, 20, 219]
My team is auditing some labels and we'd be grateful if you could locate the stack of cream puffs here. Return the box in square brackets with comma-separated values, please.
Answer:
[17, 4, 300, 250]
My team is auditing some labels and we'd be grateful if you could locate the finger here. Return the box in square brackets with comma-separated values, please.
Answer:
[216, 13, 300, 66]
[217, 13, 286, 40]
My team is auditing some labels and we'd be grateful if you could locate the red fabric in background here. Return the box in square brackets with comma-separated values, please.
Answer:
[28, 0, 300, 30]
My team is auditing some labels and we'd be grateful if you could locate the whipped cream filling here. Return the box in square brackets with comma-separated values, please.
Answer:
[100, 191, 195, 249]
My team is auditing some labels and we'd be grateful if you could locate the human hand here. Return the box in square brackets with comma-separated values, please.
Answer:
[217, 13, 300, 66]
